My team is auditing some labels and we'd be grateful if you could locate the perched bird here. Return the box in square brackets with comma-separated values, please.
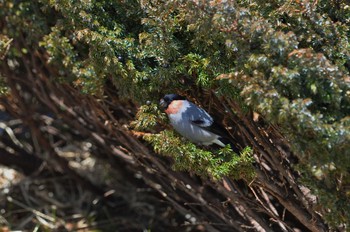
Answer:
[160, 94, 239, 153]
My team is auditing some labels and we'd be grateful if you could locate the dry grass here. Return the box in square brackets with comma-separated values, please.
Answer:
[0, 143, 189, 232]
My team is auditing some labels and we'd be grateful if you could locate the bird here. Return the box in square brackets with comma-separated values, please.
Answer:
[159, 94, 239, 153]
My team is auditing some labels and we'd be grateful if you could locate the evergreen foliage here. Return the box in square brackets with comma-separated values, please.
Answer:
[0, 35, 11, 94]
[1, 0, 349, 229]
[144, 130, 254, 180]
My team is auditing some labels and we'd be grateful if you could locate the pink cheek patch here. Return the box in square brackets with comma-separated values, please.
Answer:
[165, 100, 183, 114]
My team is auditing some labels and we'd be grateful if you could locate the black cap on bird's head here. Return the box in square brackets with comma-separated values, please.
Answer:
[159, 94, 186, 109]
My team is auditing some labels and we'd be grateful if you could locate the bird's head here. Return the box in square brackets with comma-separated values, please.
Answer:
[159, 94, 186, 110]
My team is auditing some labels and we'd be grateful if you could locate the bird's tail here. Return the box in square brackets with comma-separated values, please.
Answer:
[218, 137, 240, 154]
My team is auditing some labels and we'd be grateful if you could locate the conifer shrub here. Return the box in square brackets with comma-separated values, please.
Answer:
[1, 0, 349, 229]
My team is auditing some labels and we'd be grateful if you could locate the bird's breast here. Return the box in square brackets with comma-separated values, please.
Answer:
[165, 100, 184, 115]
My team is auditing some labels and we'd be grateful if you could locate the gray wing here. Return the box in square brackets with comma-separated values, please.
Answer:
[186, 102, 214, 128]
[187, 102, 229, 137]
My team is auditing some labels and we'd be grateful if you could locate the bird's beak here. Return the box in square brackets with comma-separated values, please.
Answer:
[159, 99, 166, 109]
